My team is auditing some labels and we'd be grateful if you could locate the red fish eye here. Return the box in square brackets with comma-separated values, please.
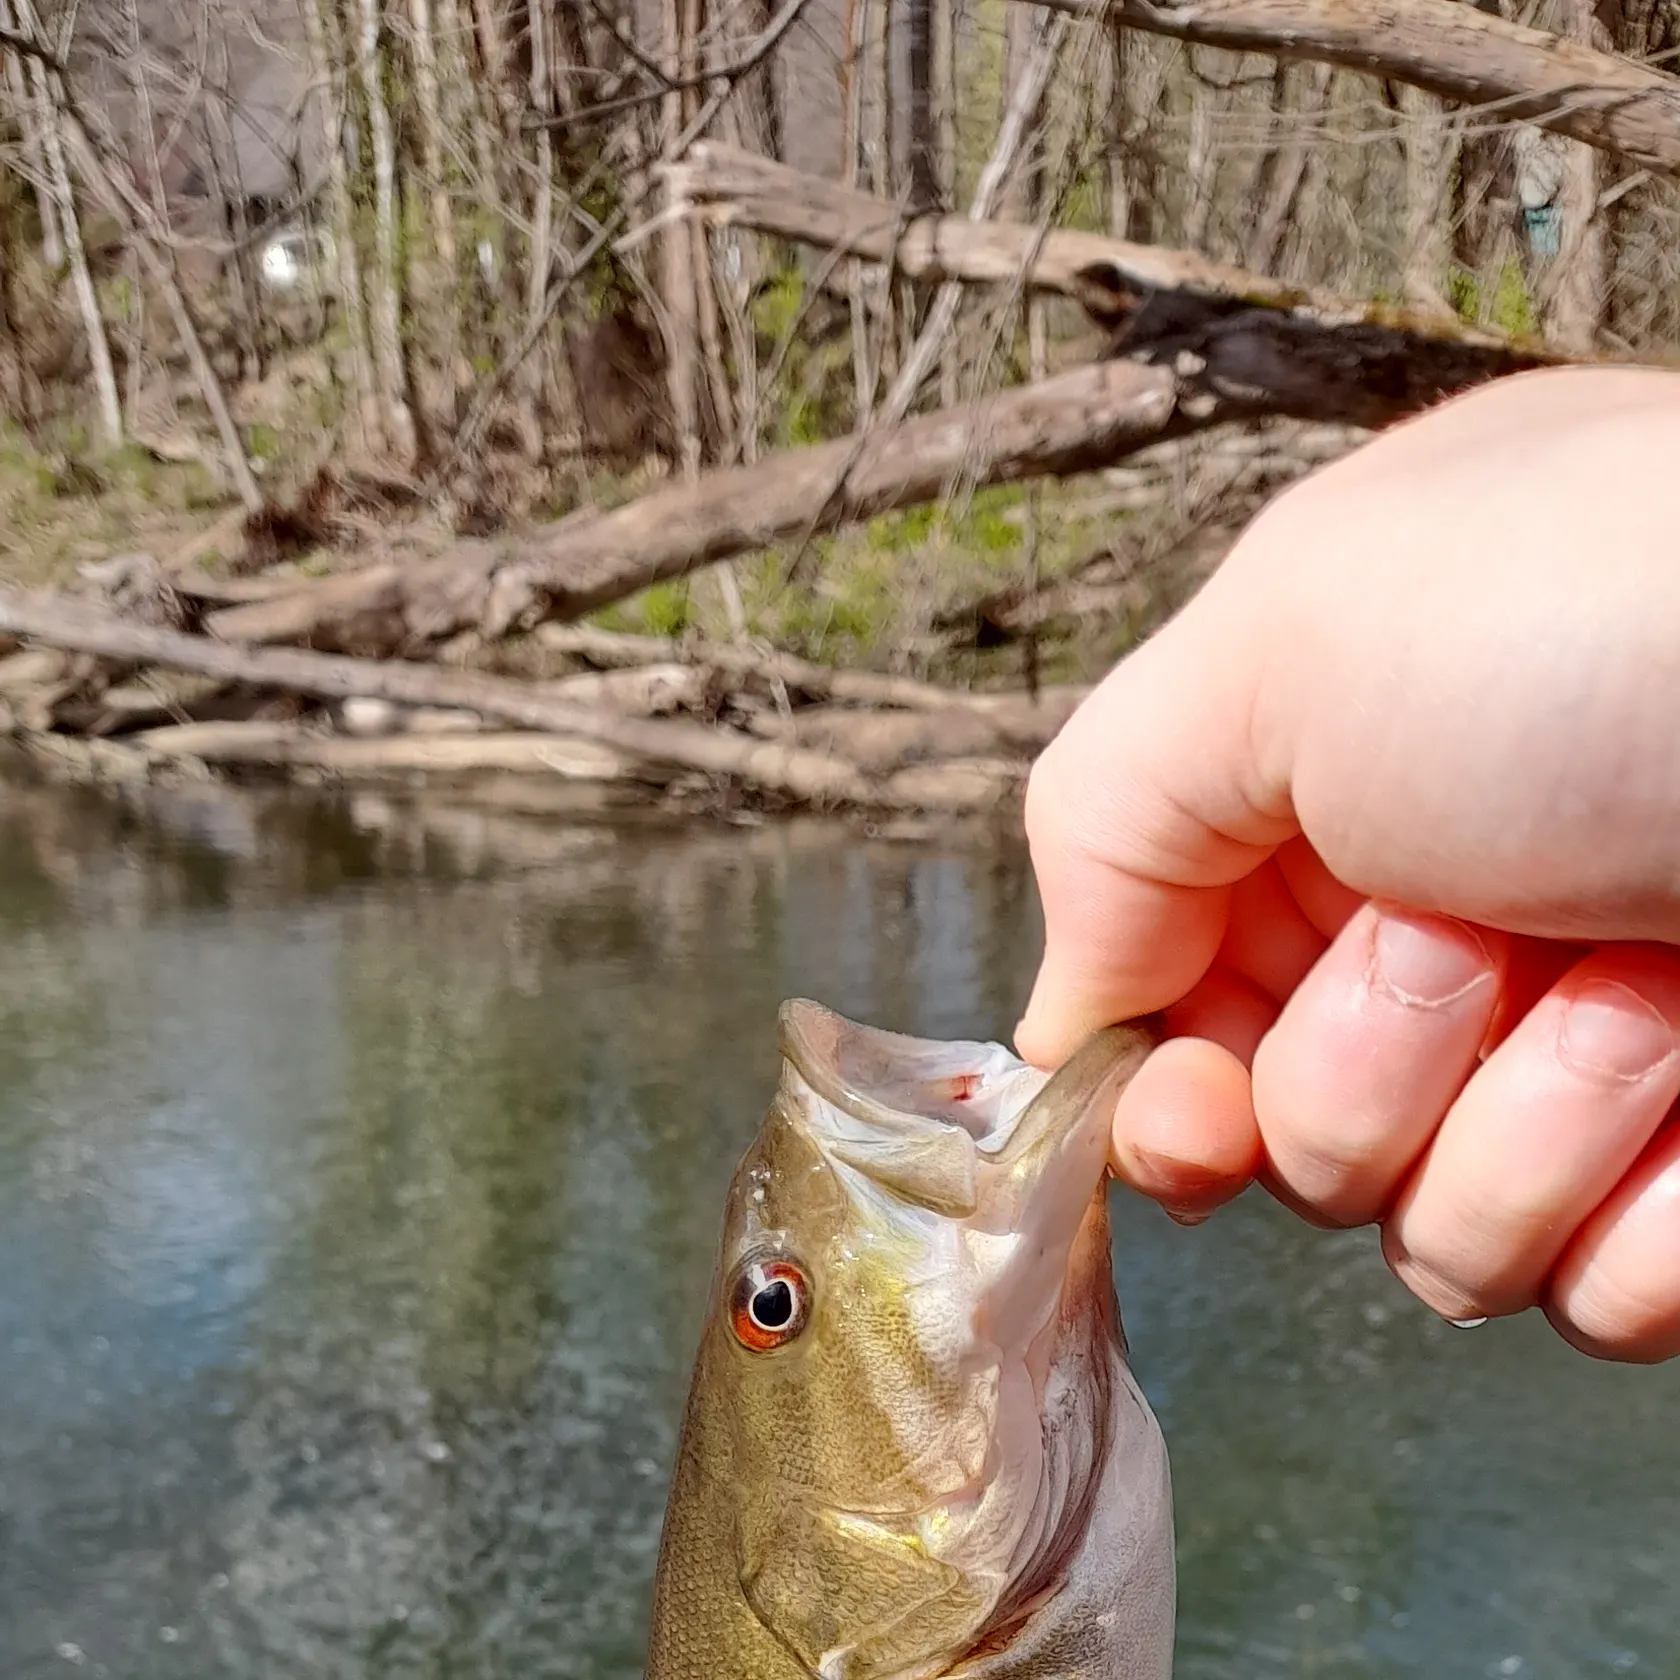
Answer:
[728, 1258, 811, 1352]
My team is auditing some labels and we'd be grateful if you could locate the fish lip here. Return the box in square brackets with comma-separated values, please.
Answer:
[778, 999, 961, 1137]
[778, 997, 1159, 1157]
[777, 999, 1046, 1148]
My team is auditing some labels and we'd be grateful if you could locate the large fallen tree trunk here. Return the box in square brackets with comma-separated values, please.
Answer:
[1045, 0, 1680, 175]
[0, 588, 983, 810]
[202, 306, 1556, 660]
[669, 143, 1537, 351]
[203, 359, 1195, 653]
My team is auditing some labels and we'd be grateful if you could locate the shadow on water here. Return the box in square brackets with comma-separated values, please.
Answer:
[0, 771, 1676, 1679]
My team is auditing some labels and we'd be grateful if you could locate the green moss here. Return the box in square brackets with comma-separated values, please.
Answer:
[247, 423, 283, 463]
[1489, 259, 1539, 338]
[752, 268, 807, 343]
[1445, 259, 1538, 338]
[596, 578, 693, 638]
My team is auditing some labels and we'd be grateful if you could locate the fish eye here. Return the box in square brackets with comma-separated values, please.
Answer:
[728, 1257, 811, 1352]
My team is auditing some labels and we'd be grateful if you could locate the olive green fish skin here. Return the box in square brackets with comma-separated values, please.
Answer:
[645, 1004, 1174, 1680]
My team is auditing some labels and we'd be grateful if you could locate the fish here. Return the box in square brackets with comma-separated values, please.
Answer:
[645, 999, 1174, 1680]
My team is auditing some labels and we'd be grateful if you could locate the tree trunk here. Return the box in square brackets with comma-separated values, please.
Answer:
[890, 10, 1068, 421]
[10, 0, 120, 449]
[303, 0, 384, 454]
[0, 590, 913, 810]
[1243, 61, 1330, 273]
[1181, 52, 1218, 250]
[843, 0, 878, 420]
[907, 0, 940, 210]
[54, 121, 264, 510]
[934, 0, 959, 403]
[1543, 0, 1609, 349]
[405, 0, 461, 434]
[352, 0, 420, 464]
[662, 0, 702, 476]
[1399, 82, 1455, 309]
[0, 0, 62, 268]
[525, 0, 558, 462]
[204, 357, 1231, 651]
[1107, 21, 1164, 243]
[671, 140, 1551, 331]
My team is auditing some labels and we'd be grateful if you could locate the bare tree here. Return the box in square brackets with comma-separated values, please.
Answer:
[7, 0, 121, 449]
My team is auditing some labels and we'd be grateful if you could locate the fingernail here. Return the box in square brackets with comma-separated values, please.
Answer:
[1387, 1245, 1485, 1324]
[1557, 978, 1676, 1083]
[1369, 910, 1493, 1008]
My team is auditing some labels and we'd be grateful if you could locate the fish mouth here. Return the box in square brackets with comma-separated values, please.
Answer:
[780, 1000, 1048, 1145]
[776, 999, 1154, 1224]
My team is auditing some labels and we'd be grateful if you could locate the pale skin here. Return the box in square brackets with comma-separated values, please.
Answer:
[1016, 364, 1680, 1364]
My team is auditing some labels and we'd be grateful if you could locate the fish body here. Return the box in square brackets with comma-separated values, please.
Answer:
[646, 1001, 1174, 1680]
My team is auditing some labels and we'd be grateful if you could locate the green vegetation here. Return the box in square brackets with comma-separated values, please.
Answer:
[1445, 258, 1539, 338]
[593, 480, 1111, 674]
[0, 420, 226, 587]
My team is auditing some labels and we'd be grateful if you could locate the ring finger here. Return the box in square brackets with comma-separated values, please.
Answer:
[1384, 947, 1680, 1323]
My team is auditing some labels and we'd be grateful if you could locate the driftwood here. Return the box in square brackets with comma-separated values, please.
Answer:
[0, 587, 1019, 811]
[538, 662, 713, 717]
[131, 722, 662, 783]
[744, 699, 1085, 773]
[1059, 0, 1680, 175]
[531, 623, 1068, 713]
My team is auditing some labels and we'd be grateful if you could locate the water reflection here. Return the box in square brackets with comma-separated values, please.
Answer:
[0, 772, 1676, 1679]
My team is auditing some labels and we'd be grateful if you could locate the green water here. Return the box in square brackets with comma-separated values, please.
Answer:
[0, 774, 1676, 1680]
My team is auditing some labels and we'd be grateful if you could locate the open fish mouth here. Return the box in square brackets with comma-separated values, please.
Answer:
[775, 998, 1149, 1234]
[779, 999, 1053, 1155]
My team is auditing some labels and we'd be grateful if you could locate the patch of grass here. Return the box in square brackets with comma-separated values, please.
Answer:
[0, 420, 236, 589]
[247, 423, 283, 463]
[1446, 259, 1539, 338]
[589, 479, 1108, 671]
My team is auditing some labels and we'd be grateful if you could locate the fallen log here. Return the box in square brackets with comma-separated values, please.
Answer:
[202, 306, 1558, 661]
[532, 624, 1053, 713]
[671, 143, 1532, 352]
[537, 662, 712, 716]
[0, 589, 996, 811]
[1051, 0, 1680, 175]
[744, 700, 1082, 772]
[203, 359, 1196, 654]
[132, 722, 663, 783]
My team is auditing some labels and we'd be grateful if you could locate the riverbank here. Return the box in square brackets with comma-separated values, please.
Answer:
[0, 410, 1354, 821]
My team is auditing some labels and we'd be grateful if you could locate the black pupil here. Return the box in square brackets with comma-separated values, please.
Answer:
[751, 1279, 794, 1330]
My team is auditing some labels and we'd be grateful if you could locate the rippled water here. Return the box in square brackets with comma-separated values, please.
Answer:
[1, 772, 1677, 1680]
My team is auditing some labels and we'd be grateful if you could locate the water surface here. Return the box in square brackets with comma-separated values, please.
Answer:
[0, 775, 1675, 1680]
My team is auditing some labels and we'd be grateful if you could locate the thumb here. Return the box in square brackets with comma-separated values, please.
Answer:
[1015, 596, 1299, 1069]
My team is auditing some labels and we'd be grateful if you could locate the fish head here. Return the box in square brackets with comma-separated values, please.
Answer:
[695, 998, 1154, 1680]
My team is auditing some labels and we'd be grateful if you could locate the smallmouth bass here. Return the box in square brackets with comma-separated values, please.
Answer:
[645, 1001, 1174, 1679]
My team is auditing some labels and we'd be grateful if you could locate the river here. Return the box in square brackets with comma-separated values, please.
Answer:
[1, 772, 1676, 1679]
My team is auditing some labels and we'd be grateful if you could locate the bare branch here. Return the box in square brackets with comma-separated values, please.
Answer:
[1037, 0, 1680, 173]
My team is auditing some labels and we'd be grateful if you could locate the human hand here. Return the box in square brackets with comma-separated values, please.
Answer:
[1017, 366, 1680, 1362]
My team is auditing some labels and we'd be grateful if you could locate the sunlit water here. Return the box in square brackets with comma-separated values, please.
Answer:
[1, 773, 1677, 1680]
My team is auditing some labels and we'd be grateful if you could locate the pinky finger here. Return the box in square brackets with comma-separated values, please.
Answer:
[1545, 1115, 1680, 1363]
